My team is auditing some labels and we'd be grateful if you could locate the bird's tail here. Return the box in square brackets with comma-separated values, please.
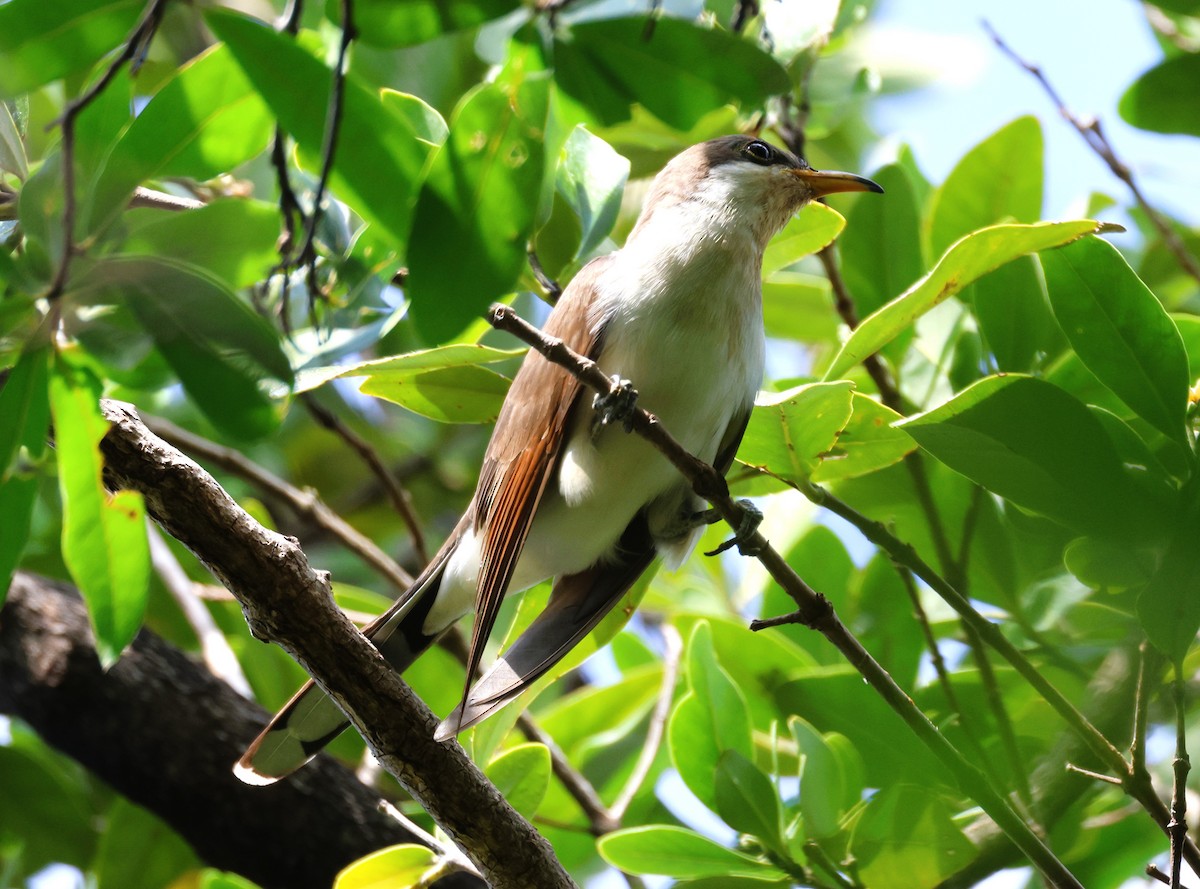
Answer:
[234, 557, 449, 785]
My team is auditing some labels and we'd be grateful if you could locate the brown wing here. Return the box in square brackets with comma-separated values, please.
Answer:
[461, 256, 613, 696]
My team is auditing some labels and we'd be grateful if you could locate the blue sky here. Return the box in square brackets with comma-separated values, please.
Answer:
[870, 0, 1198, 230]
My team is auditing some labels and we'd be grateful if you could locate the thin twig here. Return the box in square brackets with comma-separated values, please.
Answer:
[488, 303, 1085, 889]
[45, 0, 169, 302]
[147, 524, 253, 698]
[297, 0, 356, 307]
[1133, 642, 1158, 776]
[1065, 763, 1123, 786]
[302, 395, 429, 564]
[142, 414, 415, 590]
[1169, 661, 1191, 888]
[1149, 863, 1199, 889]
[985, 20, 1200, 287]
[609, 623, 683, 824]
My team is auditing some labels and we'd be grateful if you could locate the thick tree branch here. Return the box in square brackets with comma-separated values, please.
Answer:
[0, 572, 482, 889]
[96, 400, 576, 889]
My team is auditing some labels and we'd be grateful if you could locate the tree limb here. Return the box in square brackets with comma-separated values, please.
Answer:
[0, 571, 483, 889]
[96, 400, 576, 889]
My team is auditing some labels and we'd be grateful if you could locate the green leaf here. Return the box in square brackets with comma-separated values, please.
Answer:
[334, 845, 438, 889]
[0, 475, 37, 602]
[0, 745, 97, 876]
[198, 871, 263, 889]
[295, 343, 524, 392]
[1042, 236, 1189, 444]
[598, 826, 786, 881]
[557, 126, 630, 259]
[94, 799, 198, 889]
[82, 257, 292, 439]
[381, 90, 449, 146]
[0, 101, 28, 179]
[485, 743, 551, 818]
[119, 200, 280, 290]
[789, 717, 845, 839]
[1138, 507, 1200, 662]
[0, 346, 49, 604]
[360, 364, 511, 423]
[897, 375, 1155, 539]
[1064, 536, 1154, 592]
[90, 45, 274, 233]
[928, 116, 1044, 256]
[851, 784, 975, 889]
[207, 10, 436, 249]
[554, 17, 789, 131]
[763, 203, 845, 276]
[737, 382, 855, 484]
[971, 255, 1056, 372]
[824, 220, 1112, 381]
[0, 345, 50, 476]
[669, 622, 755, 806]
[335, 0, 521, 48]
[50, 356, 150, 666]
[0, 0, 142, 97]
[810, 392, 915, 482]
[407, 77, 549, 342]
[839, 164, 924, 319]
[538, 664, 661, 758]
[1119, 54, 1200, 136]
[714, 750, 785, 854]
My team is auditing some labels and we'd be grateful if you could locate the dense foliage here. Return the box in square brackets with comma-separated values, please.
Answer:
[2, 0, 1200, 887]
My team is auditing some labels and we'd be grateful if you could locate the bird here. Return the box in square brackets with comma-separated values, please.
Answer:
[236, 134, 882, 784]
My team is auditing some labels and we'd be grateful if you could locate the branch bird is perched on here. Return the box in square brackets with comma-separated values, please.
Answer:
[237, 135, 882, 784]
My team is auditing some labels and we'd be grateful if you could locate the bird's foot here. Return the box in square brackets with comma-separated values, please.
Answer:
[704, 499, 764, 557]
[592, 375, 639, 432]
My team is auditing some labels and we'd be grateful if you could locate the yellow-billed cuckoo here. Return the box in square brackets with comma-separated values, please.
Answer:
[237, 135, 882, 784]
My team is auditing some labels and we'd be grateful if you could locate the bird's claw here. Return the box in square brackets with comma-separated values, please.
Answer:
[705, 499, 764, 557]
[592, 375, 638, 432]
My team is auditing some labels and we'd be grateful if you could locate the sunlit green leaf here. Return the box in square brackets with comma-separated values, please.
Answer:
[381, 90, 449, 146]
[335, 0, 522, 48]
[50, 355, 150, 666]
[763, 203, 845, 276]
[1119, 53, 1200, 136]
[840, 164, 923, 319]
[119, 200, 280, 289]
[80, 257, 292, 439]
[557, 126, 629, 259]
[208, 10, 436, 248]
[485, 743, 551, 818]
[334, 845, 438, 889]
[0, 102, 28, 179]
[824, 220, 1112, 381]
[897, 375, 1159, 540]
[790, 717, 845, 839]
[554, 16, 789, 131]
[360, 364, 510, 423]
[738, 382, 855, 484]
[852, 784, 974, 889]
[407, 77, 549, 342]
[928, 116, 1043, 257]
[1042, 236, 1189, 445]
[90, 45, 274, 233]
[714, 750, 785, 853]
[810, 392, 915, 482]
[0, 0, 142, 97]
[598, 826, 786, 881]
[971, 256, 1057, 372]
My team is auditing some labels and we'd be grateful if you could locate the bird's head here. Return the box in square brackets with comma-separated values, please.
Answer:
[632, 135, 883, 250]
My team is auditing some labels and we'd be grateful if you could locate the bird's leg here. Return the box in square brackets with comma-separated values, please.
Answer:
[592, 374, 639, 432]
[697, 499, 764, 557]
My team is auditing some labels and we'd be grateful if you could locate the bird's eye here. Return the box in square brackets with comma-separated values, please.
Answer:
[742, 140, 774, 165]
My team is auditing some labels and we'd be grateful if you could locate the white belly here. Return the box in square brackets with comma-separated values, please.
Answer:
[424, 238, 765, 634]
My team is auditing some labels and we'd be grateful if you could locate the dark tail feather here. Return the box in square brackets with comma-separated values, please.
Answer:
[435, 531, 655, 741]
[235, 561, 447, 785]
